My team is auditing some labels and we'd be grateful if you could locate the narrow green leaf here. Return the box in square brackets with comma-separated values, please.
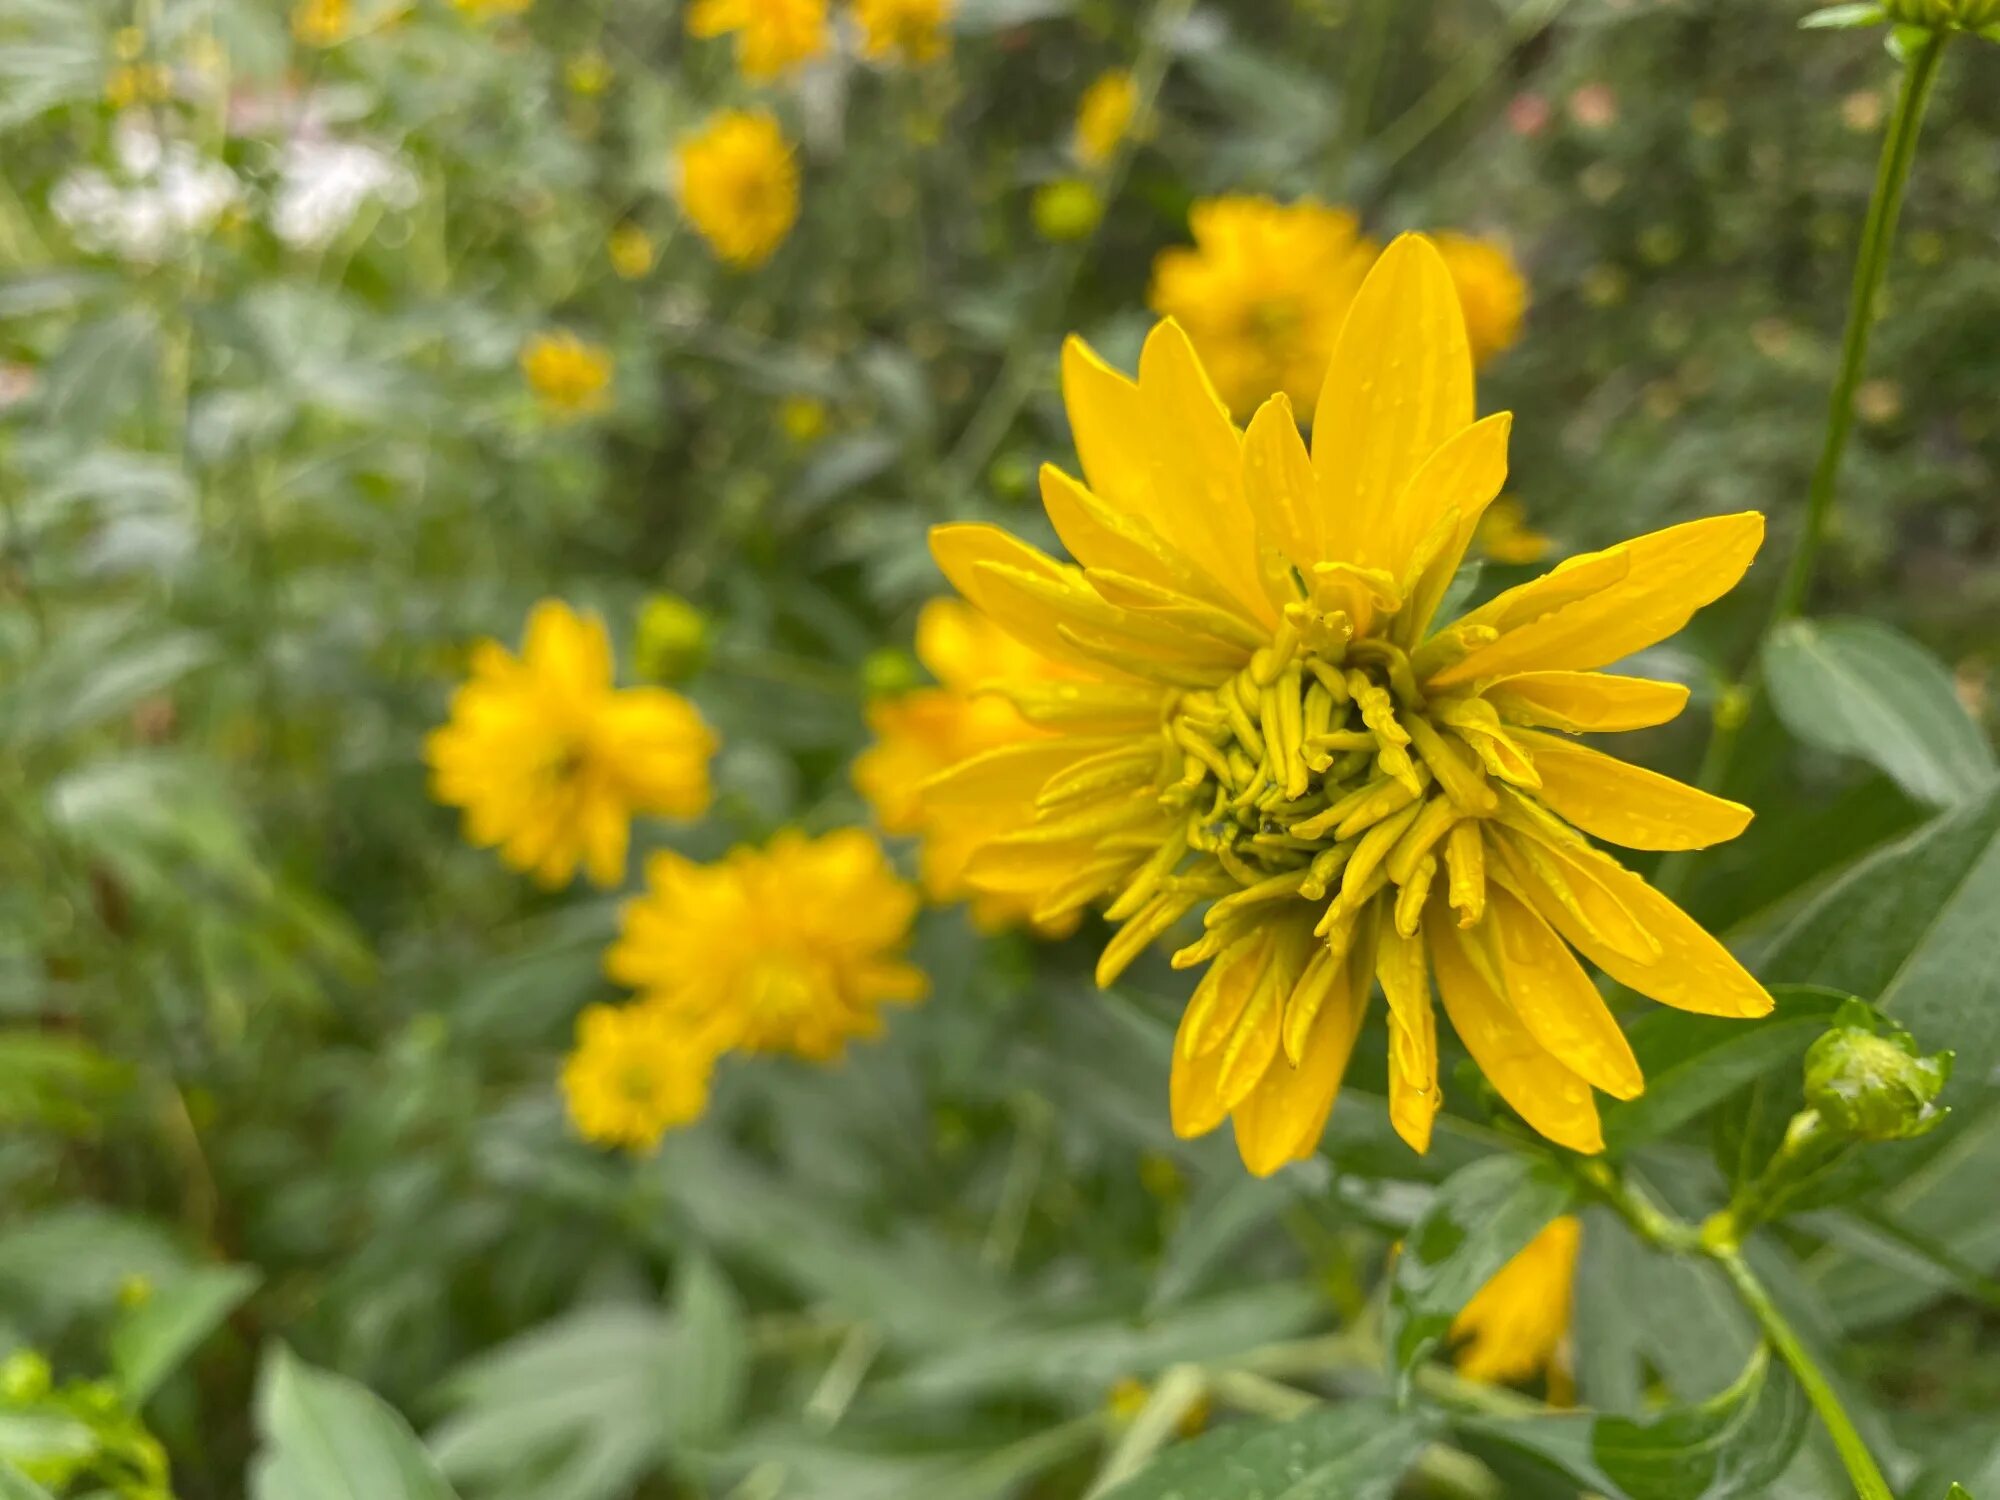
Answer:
[1799, 2, 1887, 25]
[664, 1255, 746, 1447]
[1387, 1154, 1575, 1373]
[0, 1463, 56, 1500]
[250, 1347, 458, 1500]
[111, 1263, 259, 1403]
[1764, 618, 1995, 808]
[1096, 1400, 1435, 1500]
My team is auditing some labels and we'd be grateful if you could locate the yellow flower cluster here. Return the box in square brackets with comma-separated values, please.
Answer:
[519, 331, 615, 417]
[676, 109, 801, 269]
[918, 236, 1770, 1173]
[426, 600, 715, 888]
[686, 0, 952, 78]
[1149, 197, 1529, 419]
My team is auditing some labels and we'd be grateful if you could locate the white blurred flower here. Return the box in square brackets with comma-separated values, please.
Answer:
[270, 137, 417, 250]
[51, 116, 240, 264]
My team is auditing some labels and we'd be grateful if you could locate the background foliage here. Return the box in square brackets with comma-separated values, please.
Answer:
[1, 0, 1998, 1496]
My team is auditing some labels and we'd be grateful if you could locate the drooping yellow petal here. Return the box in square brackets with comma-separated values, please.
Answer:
[1481, 883, 1643, 1100]
[1233, 943, 1371, 1176]
[1431, 914, 1604, 1153]
[1375, 919, 1439, 1152]
[1513, 730, 1754, 851]
[1427, 513, 1766, 688]
[1484, 671, 1690, 734]
[1311, 234, 1475, 578]
[1452, 1215, 1581, 1385]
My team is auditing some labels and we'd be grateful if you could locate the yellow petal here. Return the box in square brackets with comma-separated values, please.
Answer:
[1482, 884, 1643, 1099]
[1040, 464, 1251, 622]
[1233, 945, 1371, 1177]
[1312, 235, 1476, 577]
[1375, 918, 1439, 1152]
[1392, 412, 1514, 641]
[1061, 333, 1153, 516]
[1242, 393, 1321, 572]
[1428, 513, 1766, 689]
[929, 524, 1123, 675]
[1484, 671, 1690, 733]
[1431, 915, 1605, 1153]
[920, 736, 1113, 812]
[1513, 731, 1754, 851]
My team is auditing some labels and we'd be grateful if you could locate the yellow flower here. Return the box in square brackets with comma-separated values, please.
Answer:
[1032, 178, 1103, 242]
[561, 1001, 714, 1152]
[779, 393, 829, 443]
[922, 235, 1771, 1175]
[1452, 1216, 1580, 1390]
[1433, 232, 1529, 368]
[1149, 197, 1380, 419]
[685, 0, 828, 81]
[292, 0, 350, 45]
[426, 600, 717, 888]
[520, 331, 614, 417]
[608, 223, 655, 280]
[605, 829, 927, 1060]
[1475, 497, 1553, 566]
[676, 109, 800, 269]
[1074, 68, 1139, 167]
[104, 63, 174, 109]
[855, 599, 1079, 933]
[854, 0, 951, 64]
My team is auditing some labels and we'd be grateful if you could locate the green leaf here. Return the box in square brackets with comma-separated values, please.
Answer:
[1460, 1348, 1808, 1499]
[1764, 618, 1995, 808]
[0, 1463, 57, 1500]
[662, 1256, 746, 1447]
[1799, 2, 1887, 25]
[1605, 986, 1852, 1151]
[111, 1263, 259, 1403]
[1096, 1400, 1436, 1500]
[250, 1347, 458, 1500]
[1387, 1154, 1576, 1373]
[0, 1031, 132, 1136]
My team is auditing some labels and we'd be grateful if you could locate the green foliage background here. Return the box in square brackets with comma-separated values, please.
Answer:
[1, 0, 1998, 1496]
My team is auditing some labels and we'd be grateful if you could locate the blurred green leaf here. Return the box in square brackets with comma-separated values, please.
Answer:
[0, 1462, 56, 1500]
[1097, 1400, 1435, 1500]
[1387, 1153, 1575, 1373]
[0, 1031, 132, 1136]
[111, 1264, 259, 1404]
[1764, 617, 1995, 807]
[1799, 3, 1887, 26]
[251, 1346, 458, 1500]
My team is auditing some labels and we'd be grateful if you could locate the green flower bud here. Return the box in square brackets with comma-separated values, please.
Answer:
[0, 1349, 51, 1404]
[1802, 1023, 1952, 1142]
[861, 647, 920, 700]
[1883, 0, 2000, 27]
[634, 593, 710, 683]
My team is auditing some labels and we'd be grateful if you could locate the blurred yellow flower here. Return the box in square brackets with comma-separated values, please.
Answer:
[606, 829, 927, 1060]
[779, 393, 829, 443]
[922, 236, 1771, 1174]
[1433, 232, 1528, 368]
[562, 1001, 714, 1152]
[1451, 1215, 1580, 1389]
[854, 0, 951, 64]
[1032, 178, 1103, 242]
[1149, 196, 1379, 418]
[292, 0, 350, 45]
[426, 600, 717, 888]
[104, 63, 174, 109]
[1474, 497, 1553, 565]
[677, 109, 800, 269]
[685, 0, 828, 80]
[1074, 68, 1138, 167]
[855, 598, 1079, 933]
[608, 223, 656, 279]
[520, 331, 614, 417]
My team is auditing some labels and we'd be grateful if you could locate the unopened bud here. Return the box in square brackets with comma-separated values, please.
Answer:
[861, 648, 920, 700]
[0, 1350, 50, 1403]
[1803, 1022, 1951, 1142]
[634, 594, 709, 683]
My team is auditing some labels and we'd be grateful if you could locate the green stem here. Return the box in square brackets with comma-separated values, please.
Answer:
[1713, 1248, 1894, 1500]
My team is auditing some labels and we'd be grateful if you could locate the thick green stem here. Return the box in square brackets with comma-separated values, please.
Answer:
[1713, 1248, 1894, 1500]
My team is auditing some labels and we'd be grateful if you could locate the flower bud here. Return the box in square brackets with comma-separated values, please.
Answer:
[634, 594, 710, 683]
[1803, 1022, 1951, 1142]
[0, 1350, 51, 1404]
[1883, 0, 2000, 27]
[861, 647, 920, 699]
[1032, 179, 1103, 242]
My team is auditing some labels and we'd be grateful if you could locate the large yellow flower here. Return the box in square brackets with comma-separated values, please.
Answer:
[1451, 1215, 1580, 1389]
[605, 829, 927, 1060]
[924, 235, 1771, 1175]
[855, 599, 1076, 932]
[853, 0, 950, 64]
[685, 0, 828, 80]
[676, 109, 800, 269]
[561, 1001, 714, 1153]
[427, 601, 717, 888]
[1149, 197, 1380, 420]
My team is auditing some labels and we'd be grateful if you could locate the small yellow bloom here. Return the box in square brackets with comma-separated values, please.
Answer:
[105, 63, 174, 109]
[1452, 1216, 1580, 1390]
[606, 829, 927, 1060]
[292, 0, 350, 46]
[779, 393, 829, 443]
[453, 0, 532, 17]
[562, 1001, 714, 1152]
[1432, 232, 1528, 368]
[566, 48, 612, 95]
[676, 109, 800, 269]
[1074, 68, 1139, 167]
[1475, 497, 1553, 565]
[426, 600, 717, 888]
[634, 592, 709, 682]
[608, 222, 655, 280]
[922, 236, 1771, 1175]
[854, 0, 951, 64]
[520, 331, 614, 417]
[855, 599, 1079, 934]
[1149, 196, 1379, 419]
[1032, 178, 1103, 242]
[685, 0, 828, 80]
